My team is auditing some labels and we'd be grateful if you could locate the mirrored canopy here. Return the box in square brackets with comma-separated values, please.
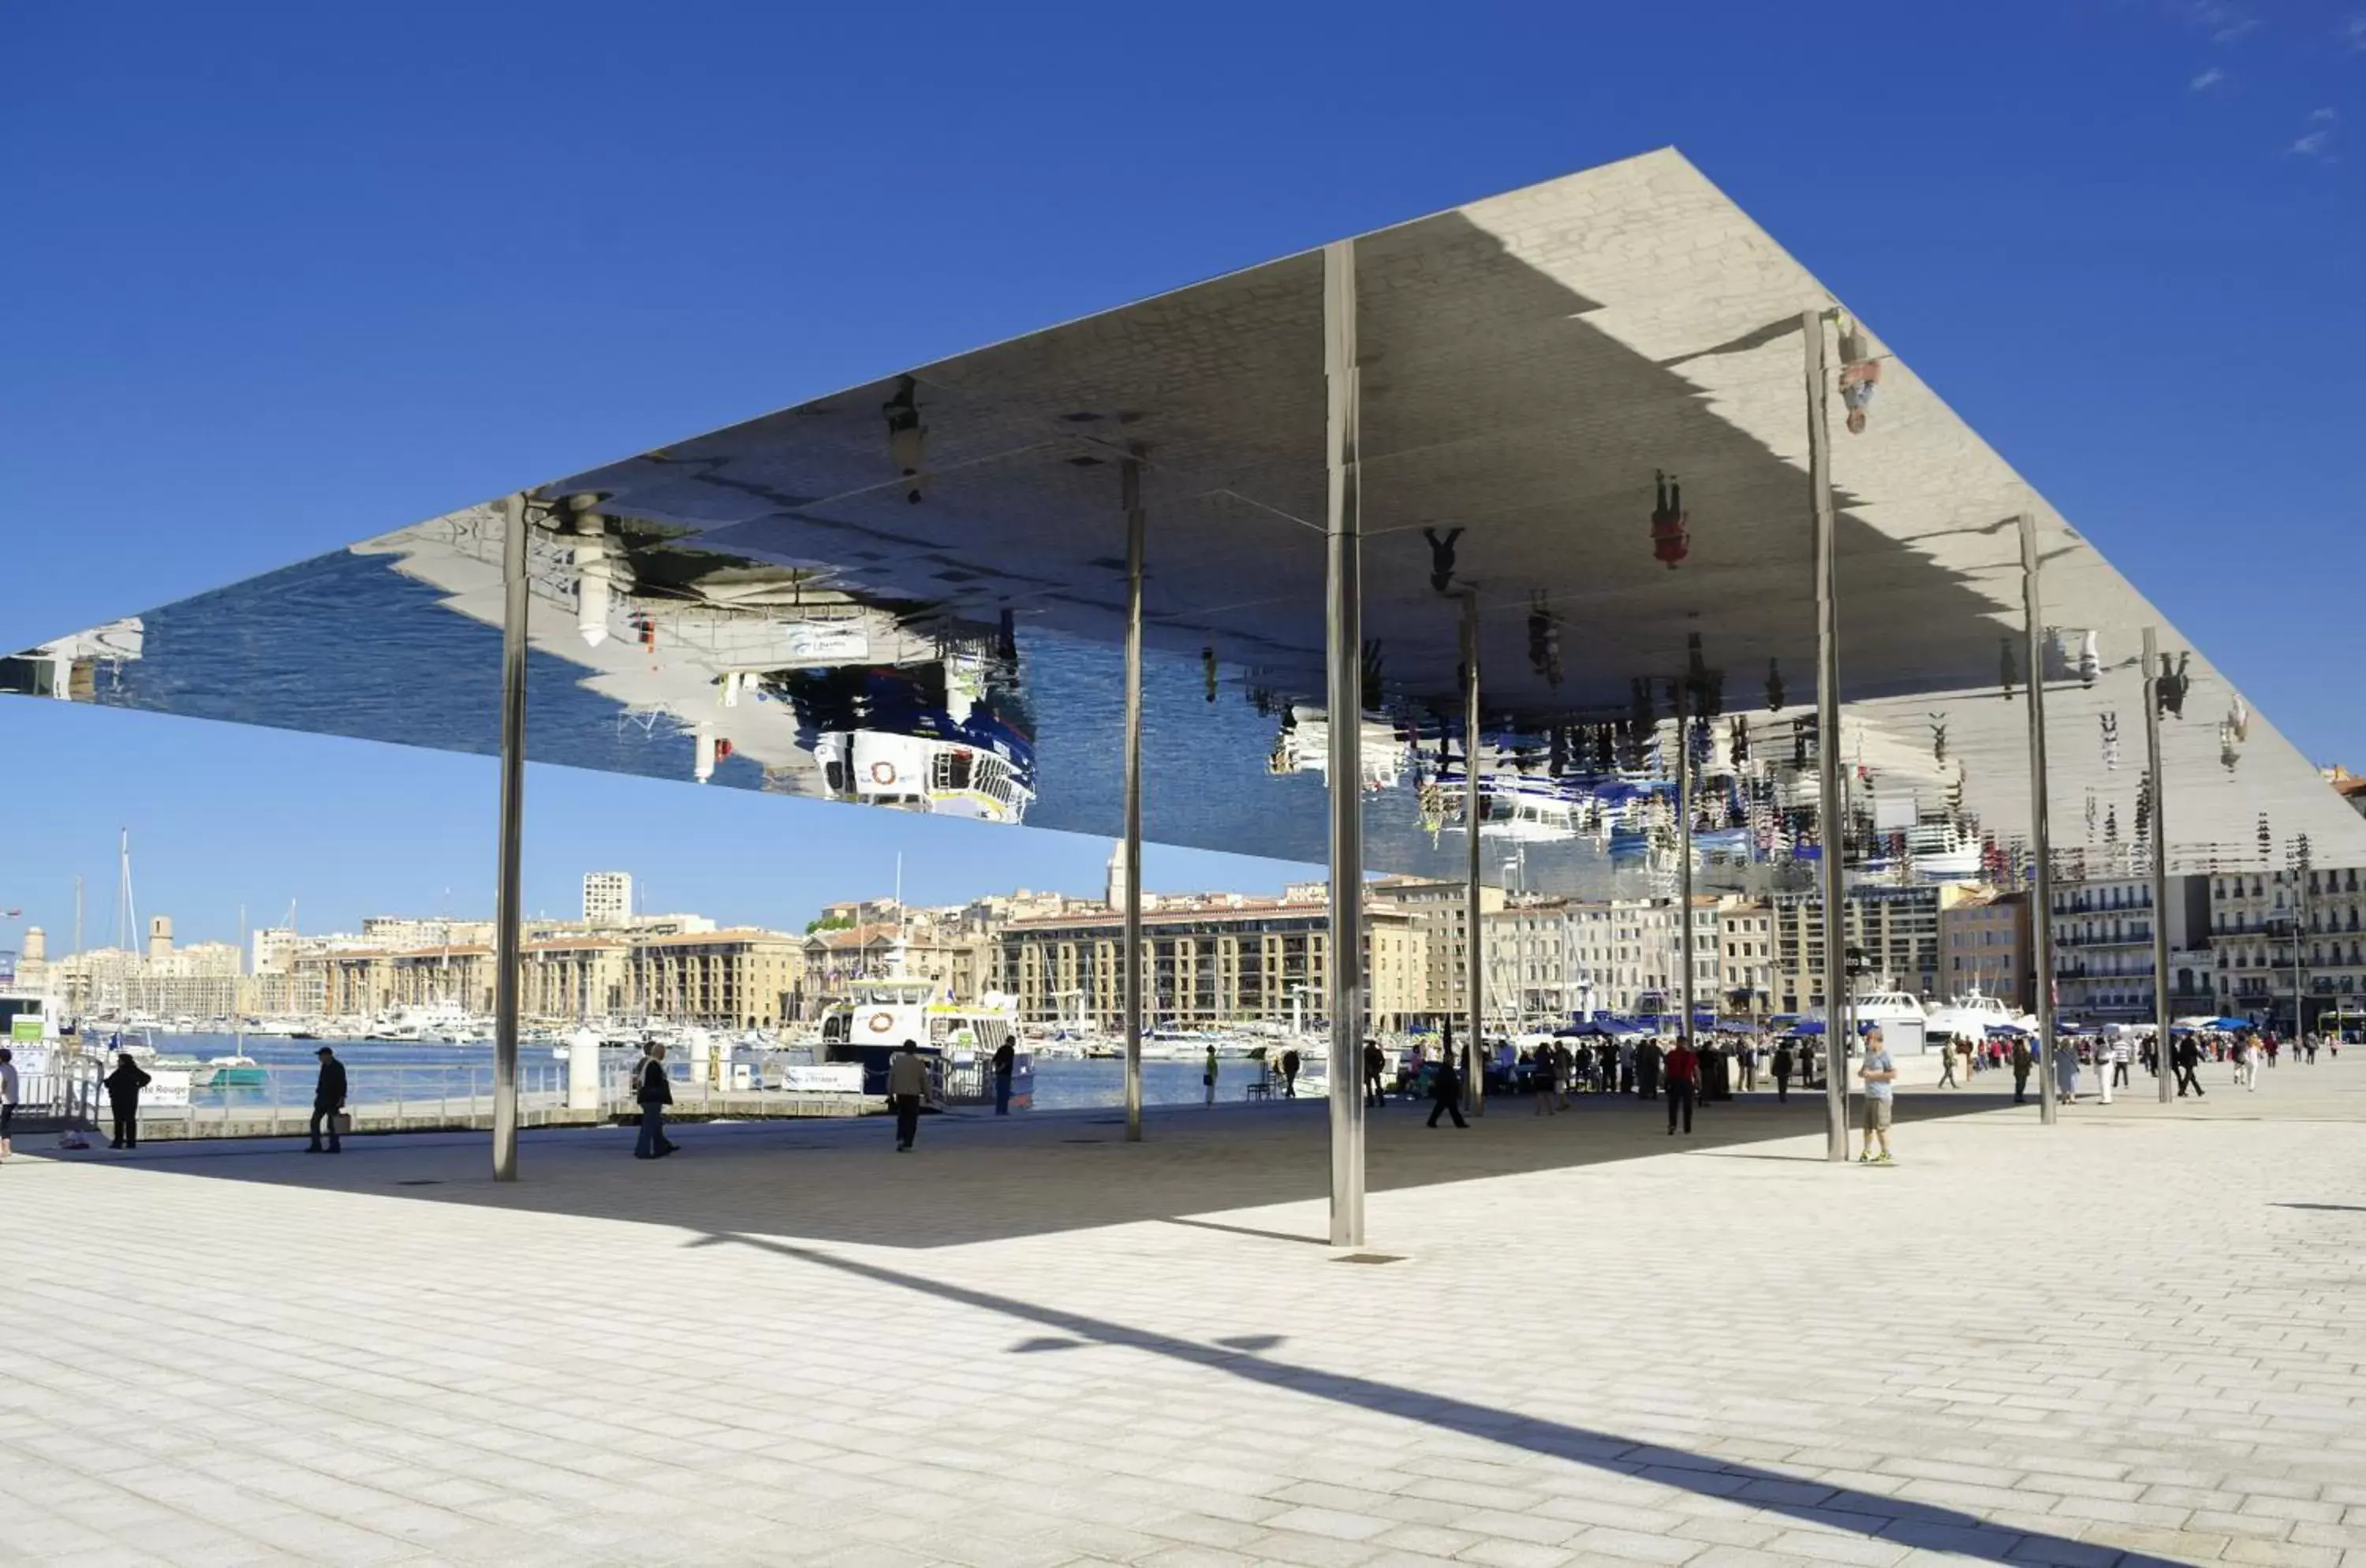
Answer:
[12, 148, 2360, 897]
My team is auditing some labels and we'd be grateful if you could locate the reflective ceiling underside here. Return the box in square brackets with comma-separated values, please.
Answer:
[13, 149, 2360, 898]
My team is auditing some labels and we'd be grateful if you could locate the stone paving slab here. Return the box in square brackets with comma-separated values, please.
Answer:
[2, 1054, 2362, 1566]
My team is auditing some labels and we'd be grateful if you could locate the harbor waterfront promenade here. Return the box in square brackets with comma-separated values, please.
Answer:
[5, 1062, 2364, 1566]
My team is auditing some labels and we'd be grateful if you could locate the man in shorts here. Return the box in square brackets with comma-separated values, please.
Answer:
[1857, 1025, 1897, 1164]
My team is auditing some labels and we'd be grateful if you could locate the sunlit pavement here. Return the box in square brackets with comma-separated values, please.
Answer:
[4, 1053, 2363, 1567]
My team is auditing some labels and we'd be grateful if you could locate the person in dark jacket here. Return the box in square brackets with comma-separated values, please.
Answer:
[307, 1046, 349, 1153]
[1363, 1039, 1386, 1107]
[1772, 1040, 1794, 1103]
[105, 1051, 151, 1148]
[991, 1038, 1016, 1115]
[1635, 1037, 1664, 1100]
[1426, 1048, 1468, 1128]
[2174, 1034, 2206, 1098]
[633, 1043, 677, 1159]
[1280, 1047, 1301, 1099]
[886, 1040, 929, 1151]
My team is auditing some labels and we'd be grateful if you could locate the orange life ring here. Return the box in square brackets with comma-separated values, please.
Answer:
[867, 1011, 894, 1033]
[870, 761, 897, 786]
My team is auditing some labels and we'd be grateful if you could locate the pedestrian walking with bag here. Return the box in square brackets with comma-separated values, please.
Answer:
[306, 1046, 348, 1154]
[633, 1043, 678, 1159]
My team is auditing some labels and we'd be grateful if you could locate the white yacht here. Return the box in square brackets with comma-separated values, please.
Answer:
[374, 999, 475, 1043]
[815, 731, 1032, 823]
[815, 954, 1021, 1103]
[1839, 990, 1931, 1052]
[1925, 991, 2036, 1044]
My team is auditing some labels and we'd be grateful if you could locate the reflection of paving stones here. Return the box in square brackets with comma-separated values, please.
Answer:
[9, 1059, 2366, 1566]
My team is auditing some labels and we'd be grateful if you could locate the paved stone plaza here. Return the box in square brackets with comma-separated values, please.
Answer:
[5, 1054, 2364, 1567]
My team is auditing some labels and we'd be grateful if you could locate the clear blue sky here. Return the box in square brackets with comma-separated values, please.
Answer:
[3, 1, 2360, 951]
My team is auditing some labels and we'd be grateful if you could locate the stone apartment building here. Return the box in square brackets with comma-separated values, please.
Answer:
[1938, 890, 2033, 1011]
[2051, 875, 2211, 1022]
[1771, 884, 1972, 1011]
[1368, 875, 1506, 1019]
[2211, 864, 2366, 1032]
[994, 895, 1424, 1032]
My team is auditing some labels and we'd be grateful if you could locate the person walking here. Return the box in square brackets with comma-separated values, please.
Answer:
[1364, 1039, 1386, 1108]
[2011, 1036, 2032, 1104]
[2174, 1032, 2205, 1097]
[1937, 1041, 1959, 1088]
[633, 1043, 677, 1158]
[629, 1042, 677, 1159]
[2054, 1036, 2080, 1105]
[1772, 1039, 1793, 1103]
[2111, 1036, 2131, 1089]
[1636, 1036, 1663, 1100]
[0, 1047, 17, 1163]
[1280, 1047, 1301, 1099]
[1531, 1044, 1559, 1116]
[886, 1040, 929, 1152]
[1202, 1043, 1219, 1106]
[991, 1037, 1016, 1115]
[104, 1050, 151, 1149]
[1857, 1025, 1897, 1163]
[1425, 1048, 1468, 1128]
[1665, 1035, 1700, 1136]
[306, 1046, 349, 1154]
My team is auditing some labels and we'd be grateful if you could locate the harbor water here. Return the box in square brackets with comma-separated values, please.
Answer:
[155, 1036, 1237, 1114]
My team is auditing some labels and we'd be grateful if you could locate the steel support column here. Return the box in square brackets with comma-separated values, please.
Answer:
[1676, 680, 1695, 1051]
[1122, 452, 1147, 1142]
[1323, 239, 1367, 1248]
[2021, 512, 2058, 1126]
[1805, 310, 1848, 1161]
[2142, 625, 2173, 1103]
[1462, 592, 1485, 1118]
[492, 492, 529, 1182]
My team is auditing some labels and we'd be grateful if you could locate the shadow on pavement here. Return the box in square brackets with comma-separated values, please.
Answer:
[38, 1087, 2023, 1249]
[697, 1228, 2179, 1568]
